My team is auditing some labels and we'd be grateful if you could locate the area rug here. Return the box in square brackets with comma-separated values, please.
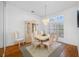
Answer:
[20, 42, 64, 57]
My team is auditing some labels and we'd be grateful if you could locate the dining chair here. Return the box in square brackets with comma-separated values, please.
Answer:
[31, 31, 41, 48]
[43, 33, 58, 50]
[14, 32, 25, 48]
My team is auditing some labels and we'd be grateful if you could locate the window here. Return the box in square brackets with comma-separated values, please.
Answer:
[48, 15, 64, 37]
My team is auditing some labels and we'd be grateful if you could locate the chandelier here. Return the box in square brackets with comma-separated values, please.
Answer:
[42, 4, 49, 26]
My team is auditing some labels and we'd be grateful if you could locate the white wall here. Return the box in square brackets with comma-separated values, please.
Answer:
[0, 2, 3, 48]
[55, 6, 79, 55]
[57, 6, 79, 46]
[5, 4, 41, 46]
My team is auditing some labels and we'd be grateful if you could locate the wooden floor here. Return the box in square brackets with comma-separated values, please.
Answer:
[63, 44, 78, 57]
[0, 42, 78, 57]
[5, 44, 23, 57]
[0, 48, 4, 57]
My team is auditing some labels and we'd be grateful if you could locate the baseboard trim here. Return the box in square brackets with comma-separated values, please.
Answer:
[57, 41, 77, 47]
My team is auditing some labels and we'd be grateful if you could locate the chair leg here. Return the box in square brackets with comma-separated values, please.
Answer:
[23, 41, 25, 45]
[18, 42, 20, 48]
[47, 45, 50, 52]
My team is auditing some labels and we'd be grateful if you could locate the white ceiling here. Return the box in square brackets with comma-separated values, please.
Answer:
[6, 1, 79, 17]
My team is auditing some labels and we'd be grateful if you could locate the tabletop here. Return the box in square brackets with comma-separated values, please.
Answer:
[34, 34, 50, 41]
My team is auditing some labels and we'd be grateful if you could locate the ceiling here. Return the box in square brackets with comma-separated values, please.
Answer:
[6, 1, 79, 17]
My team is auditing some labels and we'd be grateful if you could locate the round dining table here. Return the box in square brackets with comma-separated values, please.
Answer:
[34, 34, 50, 47]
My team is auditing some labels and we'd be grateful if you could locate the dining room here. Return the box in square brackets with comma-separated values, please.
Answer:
[0, 1, 79, 57]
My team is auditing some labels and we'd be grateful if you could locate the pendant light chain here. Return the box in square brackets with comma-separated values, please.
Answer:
[45, 4, 47, 17]
[42, 3, 49, 26]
